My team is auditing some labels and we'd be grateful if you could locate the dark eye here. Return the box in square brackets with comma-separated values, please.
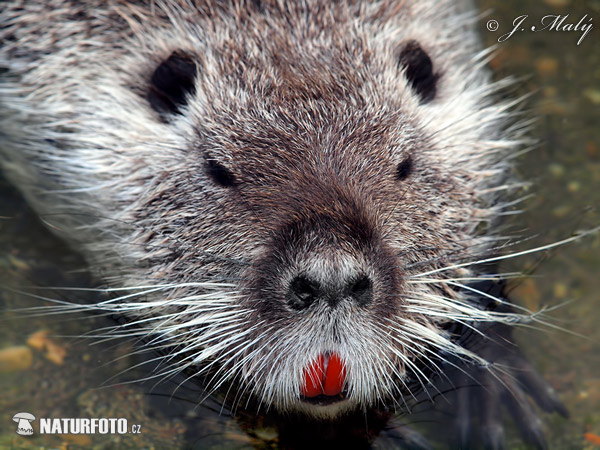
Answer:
[398, 40, 438, 103]
[148, 50, 197, 119]
[206, 159, 236, 187]
[396, 156, 413, 181]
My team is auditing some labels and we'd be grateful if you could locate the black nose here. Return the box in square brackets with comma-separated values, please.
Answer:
[286, 276, 320, 310]
[348, 276, 372, 307]
[286, 275, 373, 310]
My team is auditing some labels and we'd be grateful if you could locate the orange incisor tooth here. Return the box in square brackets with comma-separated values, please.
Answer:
[323, 353, 346, 396]
[302, 354, 324, 397]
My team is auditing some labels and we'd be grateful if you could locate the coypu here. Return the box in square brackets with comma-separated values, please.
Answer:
[0, 0, 575, 447]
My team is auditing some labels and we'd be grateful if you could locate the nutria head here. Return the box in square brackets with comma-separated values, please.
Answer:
[132, 5, 503, 417]
[0, 1, 513, 418]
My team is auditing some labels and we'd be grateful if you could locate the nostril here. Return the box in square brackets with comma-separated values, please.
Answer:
[349, 276, 372, 306]
[287, 276, 320, 311]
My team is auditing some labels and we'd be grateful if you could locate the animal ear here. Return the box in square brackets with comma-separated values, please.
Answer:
[206, 158, 237, 188]
[396, 155, 413, 181]
[148, 50, 197, 118]
[398, 40, 438, 103]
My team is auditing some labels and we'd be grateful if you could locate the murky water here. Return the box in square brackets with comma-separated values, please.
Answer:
[476, 0, 600, 448]
[1, 1, 599, 449]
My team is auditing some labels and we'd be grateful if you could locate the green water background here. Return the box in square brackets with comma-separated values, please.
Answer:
[477, 0, 600, 447]
[0, 1, 599, 448]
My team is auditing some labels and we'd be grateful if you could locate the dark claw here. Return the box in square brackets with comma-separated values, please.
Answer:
[502, 385, 548, 450]
[481, 423, 505, 450]
[513, 359, 569, 417]
[479, 369, 504, 450]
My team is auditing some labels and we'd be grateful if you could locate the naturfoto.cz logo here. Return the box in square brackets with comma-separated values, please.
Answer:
[12, 412, 142, 436]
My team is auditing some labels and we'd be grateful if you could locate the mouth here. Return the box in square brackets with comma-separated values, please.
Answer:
[301, 353, 347, 404]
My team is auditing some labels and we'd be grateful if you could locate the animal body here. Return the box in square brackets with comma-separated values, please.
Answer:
[0, 1, 568, 447]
